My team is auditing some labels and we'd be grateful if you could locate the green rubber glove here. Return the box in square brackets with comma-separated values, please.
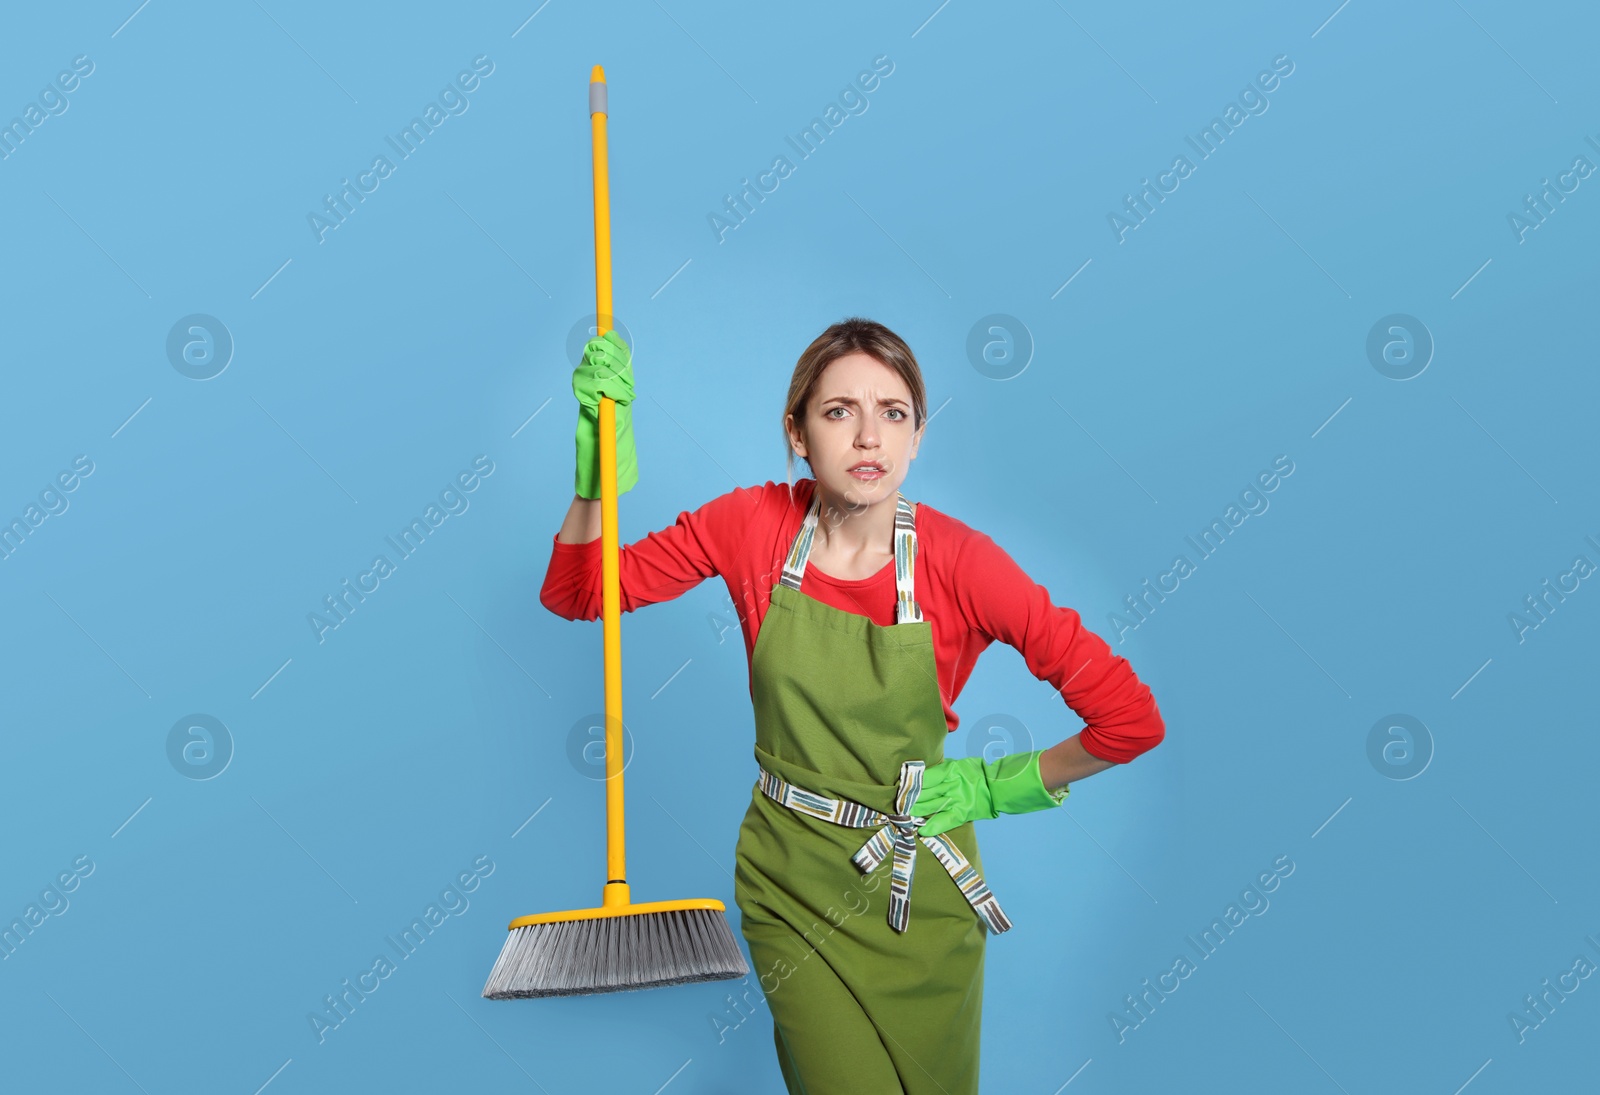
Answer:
[912, 750, 1068, 838]
[571, 329, 639, 500]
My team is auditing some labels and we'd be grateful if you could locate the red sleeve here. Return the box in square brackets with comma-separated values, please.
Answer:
[950, 528, 1165, 764]
[540, 484, 764, 621]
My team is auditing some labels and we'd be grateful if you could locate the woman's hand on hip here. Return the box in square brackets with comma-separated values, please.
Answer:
[912, 751, 1067, 838]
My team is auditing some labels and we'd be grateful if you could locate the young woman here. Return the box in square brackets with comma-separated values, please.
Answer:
[543, 317, 1165, 1094]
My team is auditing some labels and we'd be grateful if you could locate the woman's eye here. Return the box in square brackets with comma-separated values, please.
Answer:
[826, 407, 846, 418]
[886, 409, 905, 420]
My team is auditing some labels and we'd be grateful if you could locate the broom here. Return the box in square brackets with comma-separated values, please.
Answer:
[482, 64, 749, 999]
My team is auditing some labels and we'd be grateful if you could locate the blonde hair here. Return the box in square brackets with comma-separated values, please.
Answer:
[781, 317, 928, 502]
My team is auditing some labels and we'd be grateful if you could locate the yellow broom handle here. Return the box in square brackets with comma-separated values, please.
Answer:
[590, 65, 630, 908]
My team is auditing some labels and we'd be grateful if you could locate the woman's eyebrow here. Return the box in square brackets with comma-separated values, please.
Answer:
[820, 396, 909, 408]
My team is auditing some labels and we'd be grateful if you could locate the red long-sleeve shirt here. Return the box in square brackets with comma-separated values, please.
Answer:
[540, 478, 1164, 764]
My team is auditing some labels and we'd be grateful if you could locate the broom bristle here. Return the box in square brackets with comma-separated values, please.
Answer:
[482, 907, 749, 999]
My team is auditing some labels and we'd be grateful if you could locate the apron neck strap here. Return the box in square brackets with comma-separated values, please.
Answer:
[780, 489, 923, 624]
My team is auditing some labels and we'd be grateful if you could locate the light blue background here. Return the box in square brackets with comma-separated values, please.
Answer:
[2, 1, 1595, 1091]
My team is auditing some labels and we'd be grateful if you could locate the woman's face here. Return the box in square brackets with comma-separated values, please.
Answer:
[787, 352, 924, 510]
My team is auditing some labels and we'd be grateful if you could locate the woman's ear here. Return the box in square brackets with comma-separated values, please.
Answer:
[785, 412, 806, 458]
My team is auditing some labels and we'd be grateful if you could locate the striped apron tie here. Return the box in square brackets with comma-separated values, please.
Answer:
[756, 757, 1013, 935]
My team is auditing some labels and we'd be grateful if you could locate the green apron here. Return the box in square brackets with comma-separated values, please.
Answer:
[734, 490, 1011, 1095]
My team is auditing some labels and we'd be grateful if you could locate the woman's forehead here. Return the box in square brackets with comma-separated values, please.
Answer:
[814, 353, 909, 398]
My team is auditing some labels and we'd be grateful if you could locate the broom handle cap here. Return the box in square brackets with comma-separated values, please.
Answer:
[589, 66, 606, 115]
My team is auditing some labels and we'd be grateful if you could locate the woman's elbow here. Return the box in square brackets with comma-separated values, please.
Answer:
[1133, 706, 1167, 755]
[1146, 710, 1167, 750]
[1103, 708, 1165, 763]
[539, 586, 595, 622]
[1130, 715, 1167, 763]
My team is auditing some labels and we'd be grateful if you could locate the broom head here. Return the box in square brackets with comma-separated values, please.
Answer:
[482, 896, 748, 999]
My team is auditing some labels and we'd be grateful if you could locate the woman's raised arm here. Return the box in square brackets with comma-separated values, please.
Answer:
[540, 483, 765, 622]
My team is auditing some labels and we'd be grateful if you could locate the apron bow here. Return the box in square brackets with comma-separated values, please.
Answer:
[757, 759, 1013, 935]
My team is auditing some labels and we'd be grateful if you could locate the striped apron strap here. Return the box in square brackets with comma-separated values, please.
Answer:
[756, 759, 1012, 935]
[780, 491, 924, 625]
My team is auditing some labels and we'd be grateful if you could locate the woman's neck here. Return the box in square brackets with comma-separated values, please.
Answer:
[811, 481, 898, 557]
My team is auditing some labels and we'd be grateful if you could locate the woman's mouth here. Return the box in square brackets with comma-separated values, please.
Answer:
[848, 463, 885, 481]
